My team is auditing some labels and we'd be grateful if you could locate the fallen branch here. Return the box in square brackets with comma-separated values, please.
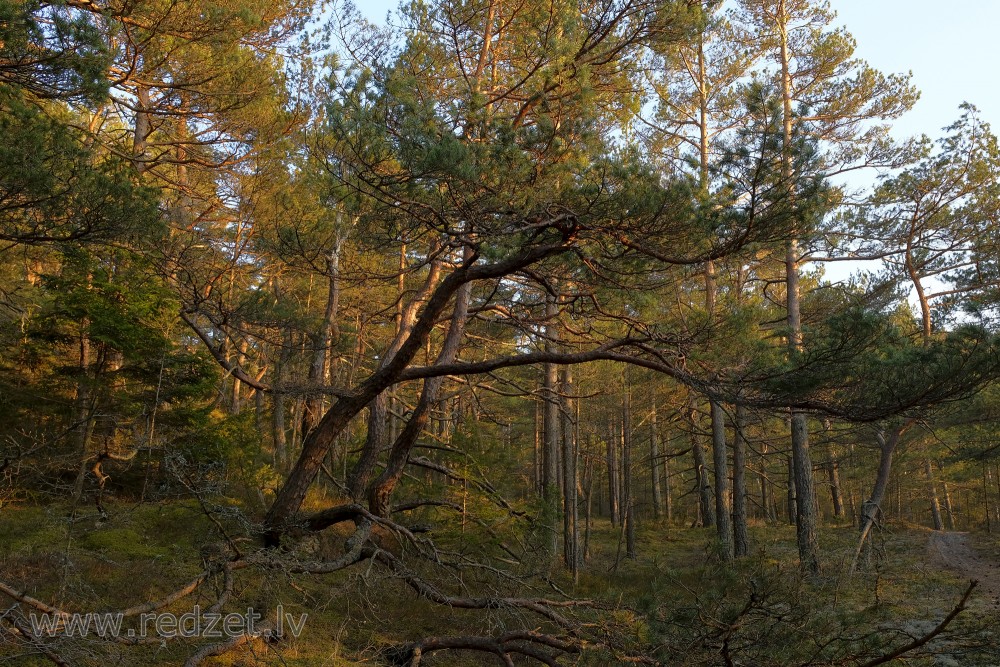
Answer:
[856, 579, 977, 667]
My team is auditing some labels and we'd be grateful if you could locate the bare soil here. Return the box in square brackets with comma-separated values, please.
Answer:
[927, 531, 1000, 608]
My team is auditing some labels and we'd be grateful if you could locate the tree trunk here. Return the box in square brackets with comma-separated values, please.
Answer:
[623, 383, 636, 560]
[791, 413, 819, 573]
[607, 418, 619, 526]
[663, 442, 673, 525]
[688, 399, 714, 527]
[71, 322, 93, 504]
[849, 425, 907, 575]
[778, 0, 819, 575]
[828, 459, 844, 518]
[561, 366, 578, 576]
[786, 453, 796, 525]
[367, 249, 473, 516]
[542, 292, 561, 558]
[711, 401, 733, 561]
[732, 404, 749, 557]
[650, 402, 662, 519]
[303, 238, 343, 438]
[348, 251, 443, 500]
[925, 457, 944, 531]
[941, 474, 956, 530]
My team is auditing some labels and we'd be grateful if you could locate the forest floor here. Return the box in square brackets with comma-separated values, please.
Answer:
[3, 500, 1000, 665]
[926, 531, 1000, 609]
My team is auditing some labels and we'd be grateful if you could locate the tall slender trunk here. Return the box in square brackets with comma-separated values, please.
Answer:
[562, 367, 578, 577]
[542, 292, 561, 558]
[623, 382, 636, 559]
[712, 401, 733, 561]
[304, 237, 343, 438]
[940, 466, 956, 530]
[828, 460, 844, 518]
[607, 418, 620, 526]
[759, 441, 775, 523]
[985, 466, 992, 534]
[778, 0, 818, 573]
[786, 453, 796, 525]
[71, 321, 93, 504]
[688, 399, 714, 527]
[533, 400, 542, 495]
[732, 405, 749, 557]
[650, 402, 662, 519]
[663, 441, 673, 525]
[925, 457, 944, 531]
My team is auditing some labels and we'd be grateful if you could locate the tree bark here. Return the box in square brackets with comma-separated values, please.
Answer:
[732, 404, 749, 557]
[561, 366, 578, 576]
[650, 402, 662, 519]
[688, 398, 714, 527]
[849, 425, 908, 574]
[786, 453, 796, 525]
[778, 0, 819, 575]
[711, 401, 733, 561]
[303, 237, 343, 438]
[623, 381, 636, 560]
[367, 249, 473, 516]
[607, 418, 619, 526]
[542, 291, 561, 558]
[925, 457, 944, 531]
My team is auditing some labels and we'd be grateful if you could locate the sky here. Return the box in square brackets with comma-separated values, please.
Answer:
[832, 0, 1000, 140]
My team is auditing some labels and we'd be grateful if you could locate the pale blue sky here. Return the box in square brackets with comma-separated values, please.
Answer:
[833, 0, 1000, 140]
[354, 0, 1000, 141]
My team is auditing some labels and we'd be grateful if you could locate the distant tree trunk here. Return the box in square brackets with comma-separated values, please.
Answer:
[623, 382, 636, 560]
[828, 460, 844, 518]
[533, 400, 542, 495]
[71, 321, 94, 504]
[229, 337, 247, 414]
[303, 238, 343, 438]
[583, 441, 594, 561]
[925, 458, 944, 531]
[985, 466, 992, 534]
[272, 388, 287, 470]
[663, 443, 673, 525]
[542, 292, 561, 558]
[786, 454, 796, 525]
[607, 418, 620, 526]
[759, 441, 775, 523]
[824, 421, 844, 519]
[732, 404, 749, 558]
[650, 402, 662, 519]
[711, 401, 733, 561]
[561, 366, 578, 576]
[941, 475, 955, 530]
[688, 399, 714, 527]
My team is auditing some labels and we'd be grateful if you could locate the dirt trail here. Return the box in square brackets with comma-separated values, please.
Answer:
[927, 531, 1000, 608]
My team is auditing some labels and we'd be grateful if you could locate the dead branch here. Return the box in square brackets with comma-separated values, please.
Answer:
[855, 580, 977, 667]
